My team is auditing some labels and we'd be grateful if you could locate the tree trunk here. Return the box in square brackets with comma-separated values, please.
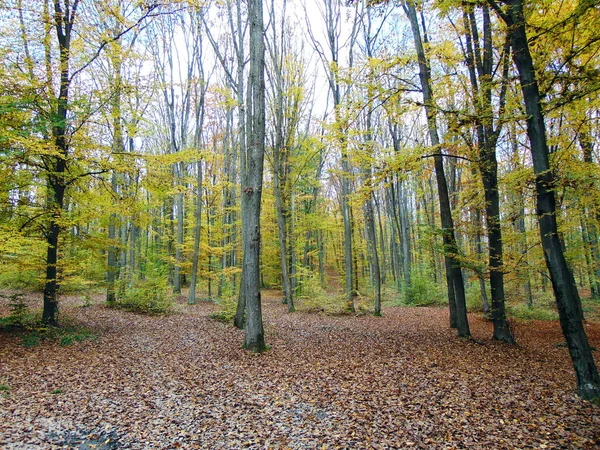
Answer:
[399, 183, 412, 292]
[173, 168, 184, 294]
[462, 4, 512, 342]
[106, 172, 118, 306]
[242, 0, 267, 352]
[364, 197, 381, 315]
[492, 0, 600, 399]
[189, 160, 203, 305]
[274, 170, 294, 310]
[43, 0, 79, 326]
[404, 0, 469, 337]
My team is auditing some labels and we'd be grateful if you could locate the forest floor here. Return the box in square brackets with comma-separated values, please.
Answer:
[1, 291, 600, 449]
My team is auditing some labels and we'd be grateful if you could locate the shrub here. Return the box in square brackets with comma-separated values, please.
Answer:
[0, 269, 43, 291]
[403, 272, 446, 307]
[58, 326, 97, 346]
[465, 281, 490, 313]
[21, 332, 41, 347]
[116, 277, 173, 314]
[0, 292, 37, 329]
[298, 274, 326, 300]
[19, 322, 97, 348]
[210, 295, 237, 324]
[507, 303, 559, 321]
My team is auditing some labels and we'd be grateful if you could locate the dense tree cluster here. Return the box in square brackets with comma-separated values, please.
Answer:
[1, 0, 599, 398]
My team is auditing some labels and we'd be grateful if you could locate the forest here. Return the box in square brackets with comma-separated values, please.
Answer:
[1, 0, 600, 447]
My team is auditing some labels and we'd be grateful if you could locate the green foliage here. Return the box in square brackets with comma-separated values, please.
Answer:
[116, 277, 174, 315]
[79, 294, 93, 308]
[465, 282, 489, 313]
[296, 271, 349, 314]
[0, 292, 37, 329]
[298, 291, 349, 315]
[402, 271, 446, 307]
[58, 326, 97, 346]
[507, 303, 559, 321]
[0, 225, 46, 292]
[17, 321, 97, 348]
[298, 274, 326, 300]
[50, 389, 63, 395]
[21, 332, 41, 348]
[0, 269, 43, 291]
[0, 385, 9, 391]
[210, 296, 237, 324]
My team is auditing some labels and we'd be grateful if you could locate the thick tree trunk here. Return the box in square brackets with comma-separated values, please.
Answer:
[242, 0, 267, 352]
[494, 0, 600, 399]
[43, 0, 78, 326]
[43, 185, 63, 326]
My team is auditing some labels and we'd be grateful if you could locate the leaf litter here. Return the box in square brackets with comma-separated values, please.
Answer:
[0, 291, 599, 449]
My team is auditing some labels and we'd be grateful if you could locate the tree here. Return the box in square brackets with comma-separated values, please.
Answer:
[403, 0, 470, 337]
[188, 7, 209, 305]
[460, 3, 513, 343]
[4, 0, 158, 325]
[488, 0, 600, 400]
[242, 0, 267, 352]
[308, 0, 360, 311]
[266, 0, 301, 312]
[358, 1, 385, 315]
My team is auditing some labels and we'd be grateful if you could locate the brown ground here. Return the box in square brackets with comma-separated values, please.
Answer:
[1, 291, 599, 449]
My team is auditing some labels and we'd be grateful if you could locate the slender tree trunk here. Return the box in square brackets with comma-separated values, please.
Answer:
[106, 172, 118, 306]
[365, 198, 381, 315]
[580, 134, 600, 297]
[274, 172, 294, 310]
[581, 218, 597, 299]
[399, 183, 412, 291]
[474, 206, 490, 315]
[189, 160, 203, 305]
[404, 0, 469, 336]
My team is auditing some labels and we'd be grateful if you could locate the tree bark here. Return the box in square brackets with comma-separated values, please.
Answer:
[490, 0, 600, 399]
[189, 159, 203, 305]
[242, 0, 267, 352]
[404, 0, 469, 337]
[461, 4, 512, 341]
[43, 0, 80, 326]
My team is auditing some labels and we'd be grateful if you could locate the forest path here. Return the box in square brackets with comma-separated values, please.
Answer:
[1, 291, 599, 449]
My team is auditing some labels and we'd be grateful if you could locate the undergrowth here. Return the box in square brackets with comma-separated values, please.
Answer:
[507, 303, 559, 321]
[18, 322, 98, 348]
[115, 277, 173, 314]
[386, 272, 446, 308]
[0, 292, 98, 347]
[0, 292, 37, 329]
[210, 296, 237, 324]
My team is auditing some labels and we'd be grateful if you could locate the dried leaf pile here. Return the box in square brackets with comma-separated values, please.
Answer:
[1, 292, 599, 449]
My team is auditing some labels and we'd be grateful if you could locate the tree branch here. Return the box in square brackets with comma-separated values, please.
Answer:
[421, 153, 474, 163]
